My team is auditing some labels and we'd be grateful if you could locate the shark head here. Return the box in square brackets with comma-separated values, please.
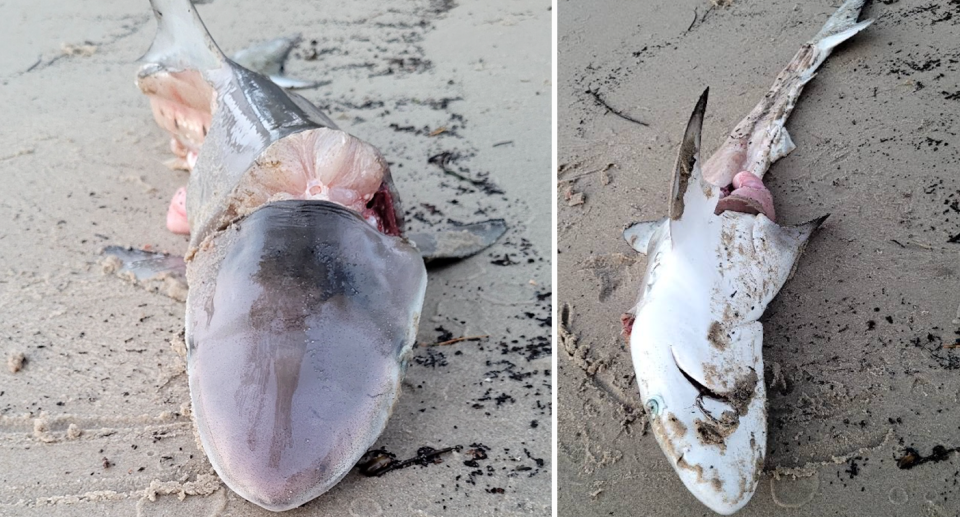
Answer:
[631, 312, 767, 515]
[183, 200, 426, 511]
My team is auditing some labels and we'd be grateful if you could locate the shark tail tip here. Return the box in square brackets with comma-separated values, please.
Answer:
[812, 0, 872, 52]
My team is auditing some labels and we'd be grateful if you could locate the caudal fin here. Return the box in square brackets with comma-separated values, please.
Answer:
[814, 0, 873, 50]
[141, 0, 224, 72]
[702, 0, 871, 187]
[808, 0, 873, 76]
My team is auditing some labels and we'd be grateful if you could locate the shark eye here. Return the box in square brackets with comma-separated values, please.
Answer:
[645, 395, 664, 417]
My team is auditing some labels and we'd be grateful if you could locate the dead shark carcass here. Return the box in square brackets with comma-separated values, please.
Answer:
[620, 1, 871, 514]
[106, 0, 505, 511]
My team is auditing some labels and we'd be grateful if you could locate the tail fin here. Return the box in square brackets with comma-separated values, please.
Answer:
[141, 0, 223, 72]
[702, 0, 871, 187]
[814, 0, 873, 48]
[808, 0, 873, 77]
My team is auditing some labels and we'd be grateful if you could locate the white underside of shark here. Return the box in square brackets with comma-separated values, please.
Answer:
[620, 0, 872, 513]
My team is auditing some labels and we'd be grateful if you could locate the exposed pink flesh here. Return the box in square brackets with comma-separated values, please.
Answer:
[703, 140, 749, 190]
[367, 182, 401, 236]
[226, 128, 387, 223]
[621, 312, 635, 338]
[138, 70, 213, 164]
[166, 186, 190, 234]
[141, 72, 396, 238]
[702, 42, 824, 188]
[164, 139, 200, 172]
[714, 171, 776, 222]
[163, 168, 396, 241]
[264, 130, 386, 215]
[170, 137, 189, 160]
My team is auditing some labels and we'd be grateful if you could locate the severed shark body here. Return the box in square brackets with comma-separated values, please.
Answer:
[106, 0, 505, 511]
[620, 0, 872, 513]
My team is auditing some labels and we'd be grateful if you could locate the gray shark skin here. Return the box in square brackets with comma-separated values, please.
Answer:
[620, 0, 871, 514]
[119, 0, 502, 511]
[185, 201, 425, 510]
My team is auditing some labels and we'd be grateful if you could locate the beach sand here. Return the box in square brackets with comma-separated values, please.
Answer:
[557, 0, 959, 515]
[0, 0, 551, 514]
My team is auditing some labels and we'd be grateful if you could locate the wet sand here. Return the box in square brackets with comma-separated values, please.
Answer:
[557, 0, 959, 515]
[0, 0, 551, 514]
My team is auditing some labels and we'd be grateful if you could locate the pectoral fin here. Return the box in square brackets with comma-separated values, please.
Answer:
[755, 213, 829, 290]
[408, 219, 507, 263]
[102, 246, 188, 302]
[623, 218, 667, 255]
[231, 37, 328, 90]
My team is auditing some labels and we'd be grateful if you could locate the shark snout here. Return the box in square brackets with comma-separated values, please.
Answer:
[182, 201, 427, 511]
[219, 462, 331, 512]
[635, 333, 766, 515]
[187, 320, 406, 511]
[646, 397, 765, 514]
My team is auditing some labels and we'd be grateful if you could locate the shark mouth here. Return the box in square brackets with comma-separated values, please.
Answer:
[714, 171, 776, 222]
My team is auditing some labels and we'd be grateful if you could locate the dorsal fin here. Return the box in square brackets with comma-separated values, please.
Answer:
[141, 0, 224, 72]
[669, 88, 717, 220]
